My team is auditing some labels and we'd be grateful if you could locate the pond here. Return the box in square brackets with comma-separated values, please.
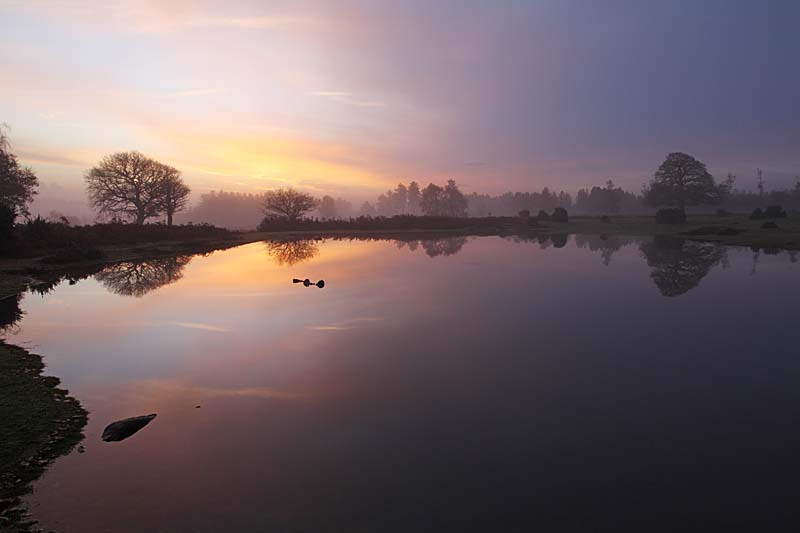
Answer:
[5, 235, 800, 531]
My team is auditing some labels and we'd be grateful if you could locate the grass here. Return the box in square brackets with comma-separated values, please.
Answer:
[0, 342, 87, 531]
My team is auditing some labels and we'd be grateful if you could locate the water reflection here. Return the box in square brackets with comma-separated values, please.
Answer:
[0, 292, 23, 336]
[6, 236, 800, 532]
[94, 256, 192, 297]
[639, 236, 728, 297]
[574, 234, 636, 265]
[265, 239, 319, 266]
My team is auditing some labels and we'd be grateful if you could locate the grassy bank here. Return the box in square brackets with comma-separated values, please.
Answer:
[0, 342, 88, 532]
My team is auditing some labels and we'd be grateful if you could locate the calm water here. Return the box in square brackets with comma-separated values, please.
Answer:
[6, 235, 800, 531]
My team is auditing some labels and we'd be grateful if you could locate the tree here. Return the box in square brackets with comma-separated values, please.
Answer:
[642, 153, 723, 210]
[86, 151, 169, 224]
[318, 195, 337, 219]
[421, 183, 445, 215]
[157, 166, 190, 226]
[262, 188, 317, 222]
[756, 168, 764, 197]
[442, 180, 468, 217]
[407, 181, 421, 214]
[0, 126, 39, 220]
[359, 201, 376, 216]
[392, 183, 408, 214]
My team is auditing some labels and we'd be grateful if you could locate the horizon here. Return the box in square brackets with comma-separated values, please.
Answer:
[2, 1, 799, 219]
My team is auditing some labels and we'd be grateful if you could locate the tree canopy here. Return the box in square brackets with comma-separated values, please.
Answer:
[0, 127, 39, 219]
[262, 188, 318, 222]
[86, 151, 190, 224]
[643, 153, 725, 209]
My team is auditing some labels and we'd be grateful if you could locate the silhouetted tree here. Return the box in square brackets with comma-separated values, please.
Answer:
[643, 153, 724, 211]
[442, 180, 468, 217]
[262, 188, 318, 223]
[157, 169, 190, 226]
[407, 181, 421, 214]
[639, 236, 726, 297]
[421, 183, 445, 215]
[94, 256, 192, 297]
[393, 183, 408, 214]
[318, 195, 337, 219]
[0, 126, 39, 220]
[265, 239, 319, 266]
[86, 151, 174, 224]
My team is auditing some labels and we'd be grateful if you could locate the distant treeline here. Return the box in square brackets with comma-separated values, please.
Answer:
[177, 190, 355, 229]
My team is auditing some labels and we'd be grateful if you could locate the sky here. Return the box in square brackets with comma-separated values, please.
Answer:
[1, 0, 799, 216]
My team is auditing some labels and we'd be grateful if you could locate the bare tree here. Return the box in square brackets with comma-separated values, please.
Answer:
[262, 188, 318, 222]
[156, 165, 190, 226]
[86, 151, 172, 224]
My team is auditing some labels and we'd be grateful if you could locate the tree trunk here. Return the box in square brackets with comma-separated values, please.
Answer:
[136, 209, 146, 225]
[167, 209, 173, 226]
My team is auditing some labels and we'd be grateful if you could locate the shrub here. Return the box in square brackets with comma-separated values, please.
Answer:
[761, 221, 778, 229]
[537, 210, 551, 221]
[518, 209, 530, 219]
[749, 208, 765, 220]
[551, 207, 568, 223]
[0, 203, 14, 252]
[764, 205, 787, 218]
[655, 208, 686, 224]
[600, 215, 611, 223]
[716, 208, 730, 217]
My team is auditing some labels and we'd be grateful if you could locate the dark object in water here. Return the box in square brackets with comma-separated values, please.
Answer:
[101, 414, 157, 442]
[292, 278, 325, 288]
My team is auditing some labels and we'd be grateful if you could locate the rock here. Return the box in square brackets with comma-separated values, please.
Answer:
[101, 414, 157, 442]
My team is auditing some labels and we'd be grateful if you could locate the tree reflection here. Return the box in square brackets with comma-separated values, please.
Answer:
[639, 236, 727, 297]
[0, 293, 23, 337]
[574, 234, 635, 266]
[265, 239, 319, 266]
[95, 256, 192, 297]
[420, 237, 468, 257]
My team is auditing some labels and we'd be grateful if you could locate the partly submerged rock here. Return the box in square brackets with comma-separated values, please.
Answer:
[101, 414, 157, 442]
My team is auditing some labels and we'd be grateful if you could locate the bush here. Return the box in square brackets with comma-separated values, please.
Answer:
[0, 203, 14, 252]
[761, 221, 778, 229]
[764, 205, 787, 218]
[655, 208, 686, 224]
[551, 207, 569, 223]
[750, 208, 765, 220]
[518, 209, 530, 219]
[536, 210, 551, 221]
[600, 215, 611, 223]
[716, 208, 730, 217]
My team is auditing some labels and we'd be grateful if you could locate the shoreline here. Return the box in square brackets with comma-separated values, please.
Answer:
[0, 342, 88, 532]
[1, 214, 798, 299]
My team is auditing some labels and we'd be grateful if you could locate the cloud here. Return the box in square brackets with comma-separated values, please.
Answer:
[309, 91, 386, 108]
[169, 88, 228, 97]
[170, 322, 231, 333]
